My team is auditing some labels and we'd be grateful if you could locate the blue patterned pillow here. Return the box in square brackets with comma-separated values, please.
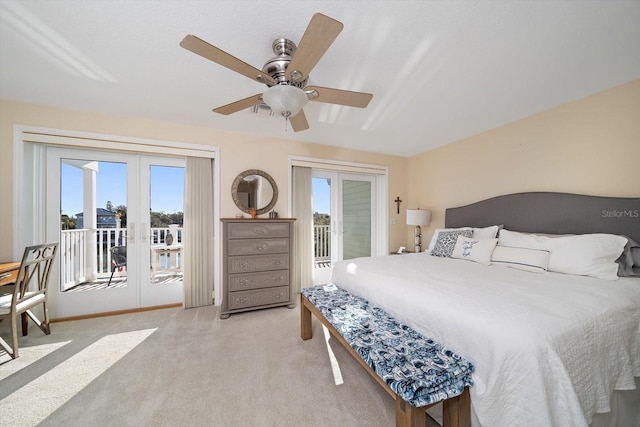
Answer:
[431, 229, 473, 257]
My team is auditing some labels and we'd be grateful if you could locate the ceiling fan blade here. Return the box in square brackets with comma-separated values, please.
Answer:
[305, 86, 373, 108]
[213, 94, 263, 115]
[290, 110, 309, 132]
[285, 13, 343, 83]
[180, 34, 276, 86]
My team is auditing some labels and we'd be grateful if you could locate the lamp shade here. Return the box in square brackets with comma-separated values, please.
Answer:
[262, 85, 308, 117]
[406, 209, 431, 226]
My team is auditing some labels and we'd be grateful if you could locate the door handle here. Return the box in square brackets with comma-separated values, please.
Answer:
[128, 223, 135, 243]
[141, 223, 149, 242]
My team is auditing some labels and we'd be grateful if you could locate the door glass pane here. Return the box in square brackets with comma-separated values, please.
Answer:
[312, 177, 332, 268]
[149, 165, 185, 285]
[59, 160, 127, 291]
[342, 180, 372, 260]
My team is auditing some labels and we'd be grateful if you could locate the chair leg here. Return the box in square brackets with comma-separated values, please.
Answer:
[25, 310, 49, 335]
[42, 301, 51, 334]
[21, 312, 28, 336]
[11, 311, 19, 359]
[0, 335, 14, 358]
[0, 314, 19, 358]
[107, 268, 116, 287]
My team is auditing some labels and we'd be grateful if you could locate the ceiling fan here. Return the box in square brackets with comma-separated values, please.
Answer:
[179, 13, 373, 132]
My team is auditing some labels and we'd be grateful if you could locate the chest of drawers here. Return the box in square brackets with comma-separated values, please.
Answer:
[220, 218, 295, 319]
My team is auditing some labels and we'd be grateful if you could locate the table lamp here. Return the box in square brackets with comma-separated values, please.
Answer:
[406, 209, 431, 253]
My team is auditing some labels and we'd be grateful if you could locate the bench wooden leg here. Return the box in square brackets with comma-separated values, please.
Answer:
[301, 296, 312, 340]
[396, 387, 470, 427]
[443, 387, 471, 427]
[395, 398, 425, 427]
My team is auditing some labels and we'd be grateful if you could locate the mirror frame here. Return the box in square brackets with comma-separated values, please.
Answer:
[231, 169, 278, 216]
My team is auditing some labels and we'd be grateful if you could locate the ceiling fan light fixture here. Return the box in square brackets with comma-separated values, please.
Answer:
[262, 85, 308, 117]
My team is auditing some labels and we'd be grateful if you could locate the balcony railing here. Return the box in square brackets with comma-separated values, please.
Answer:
[314, 224, 330, 267]
[60, 226, 183, 290]
[61, 224, 330, 289]
[60, 229, 91, 288]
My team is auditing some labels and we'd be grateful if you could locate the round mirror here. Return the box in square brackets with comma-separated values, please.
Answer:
[231, 169, 278, 215]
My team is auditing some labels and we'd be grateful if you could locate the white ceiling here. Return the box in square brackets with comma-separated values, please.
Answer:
[1, 1, 639, 157]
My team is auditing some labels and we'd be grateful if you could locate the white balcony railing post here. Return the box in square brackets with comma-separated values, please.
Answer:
[60, 229, 90, 291]
[314, 224, 331, 264]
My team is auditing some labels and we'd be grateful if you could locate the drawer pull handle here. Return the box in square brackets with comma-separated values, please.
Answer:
[254, 243, 267, 251]
[253, 227, 265, 235]
[273, 260, 282, 265]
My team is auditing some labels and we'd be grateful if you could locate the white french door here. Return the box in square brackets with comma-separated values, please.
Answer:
[140, 157, 185, 307]
[45, 147, 185, 318]
[312, 171, 376, 285]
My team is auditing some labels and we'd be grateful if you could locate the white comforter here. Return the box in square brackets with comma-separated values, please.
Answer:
[329, 253, 640, 427]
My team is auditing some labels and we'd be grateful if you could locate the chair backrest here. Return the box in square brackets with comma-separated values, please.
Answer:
[13, 243, 58, 307]
[111, 245, 127, 267]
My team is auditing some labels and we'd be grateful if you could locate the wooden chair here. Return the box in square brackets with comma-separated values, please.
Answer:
[0, 243, 58, 359]
[107, 245, 127, 286]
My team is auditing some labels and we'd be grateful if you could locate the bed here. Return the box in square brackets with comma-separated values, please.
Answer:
[324, 192, 640, 427]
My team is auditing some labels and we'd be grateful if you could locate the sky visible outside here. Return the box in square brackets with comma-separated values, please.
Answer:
[150, 165, 185, 213]
[312, 177, 330, 215]
[61, 161, 185, 216]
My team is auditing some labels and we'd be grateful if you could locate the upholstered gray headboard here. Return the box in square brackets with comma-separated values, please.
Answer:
[445, 192, 640, 243]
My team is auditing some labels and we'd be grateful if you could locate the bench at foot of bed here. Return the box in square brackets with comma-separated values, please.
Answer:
[300, 285, 474, 427]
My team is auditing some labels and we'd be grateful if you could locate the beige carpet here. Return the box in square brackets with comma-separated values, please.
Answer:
[0, 303, 400, 426]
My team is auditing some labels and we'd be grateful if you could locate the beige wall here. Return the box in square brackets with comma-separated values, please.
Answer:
[407, 79, 640, 244]
[0, 100, 408, 261]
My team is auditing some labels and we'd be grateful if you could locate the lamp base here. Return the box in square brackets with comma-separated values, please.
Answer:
[414, 225, 422, 253]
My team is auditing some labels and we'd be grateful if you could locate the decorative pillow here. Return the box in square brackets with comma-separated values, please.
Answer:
[472, 225, 501, 239]
[491, 245, 550, 273]
[426, 227, 472, 253]
[498, 229, 627, 280]
[430, 229, 473, 257]
[616, 236, 640, 277]
[451, 236, 498, 265]
[633, 246, 640, 276]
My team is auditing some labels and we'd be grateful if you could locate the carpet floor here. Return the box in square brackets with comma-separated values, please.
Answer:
[0, 303, 402, 426]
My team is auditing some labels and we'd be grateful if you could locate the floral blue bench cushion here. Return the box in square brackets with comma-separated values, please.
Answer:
[302, 284, 474, 408]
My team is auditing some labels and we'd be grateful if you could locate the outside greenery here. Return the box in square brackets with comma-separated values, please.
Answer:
[60, 201, 183, 229]
[314, 212, 330, 225]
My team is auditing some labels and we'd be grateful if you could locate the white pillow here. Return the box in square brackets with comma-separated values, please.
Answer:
[473, 225, 500, 239]
[452, 236, 498, 265]
[491, 245, 550, 273]
[426, 227, 472, 253]
[498, 230, 569, 245]
[498, 229, 627, 280]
